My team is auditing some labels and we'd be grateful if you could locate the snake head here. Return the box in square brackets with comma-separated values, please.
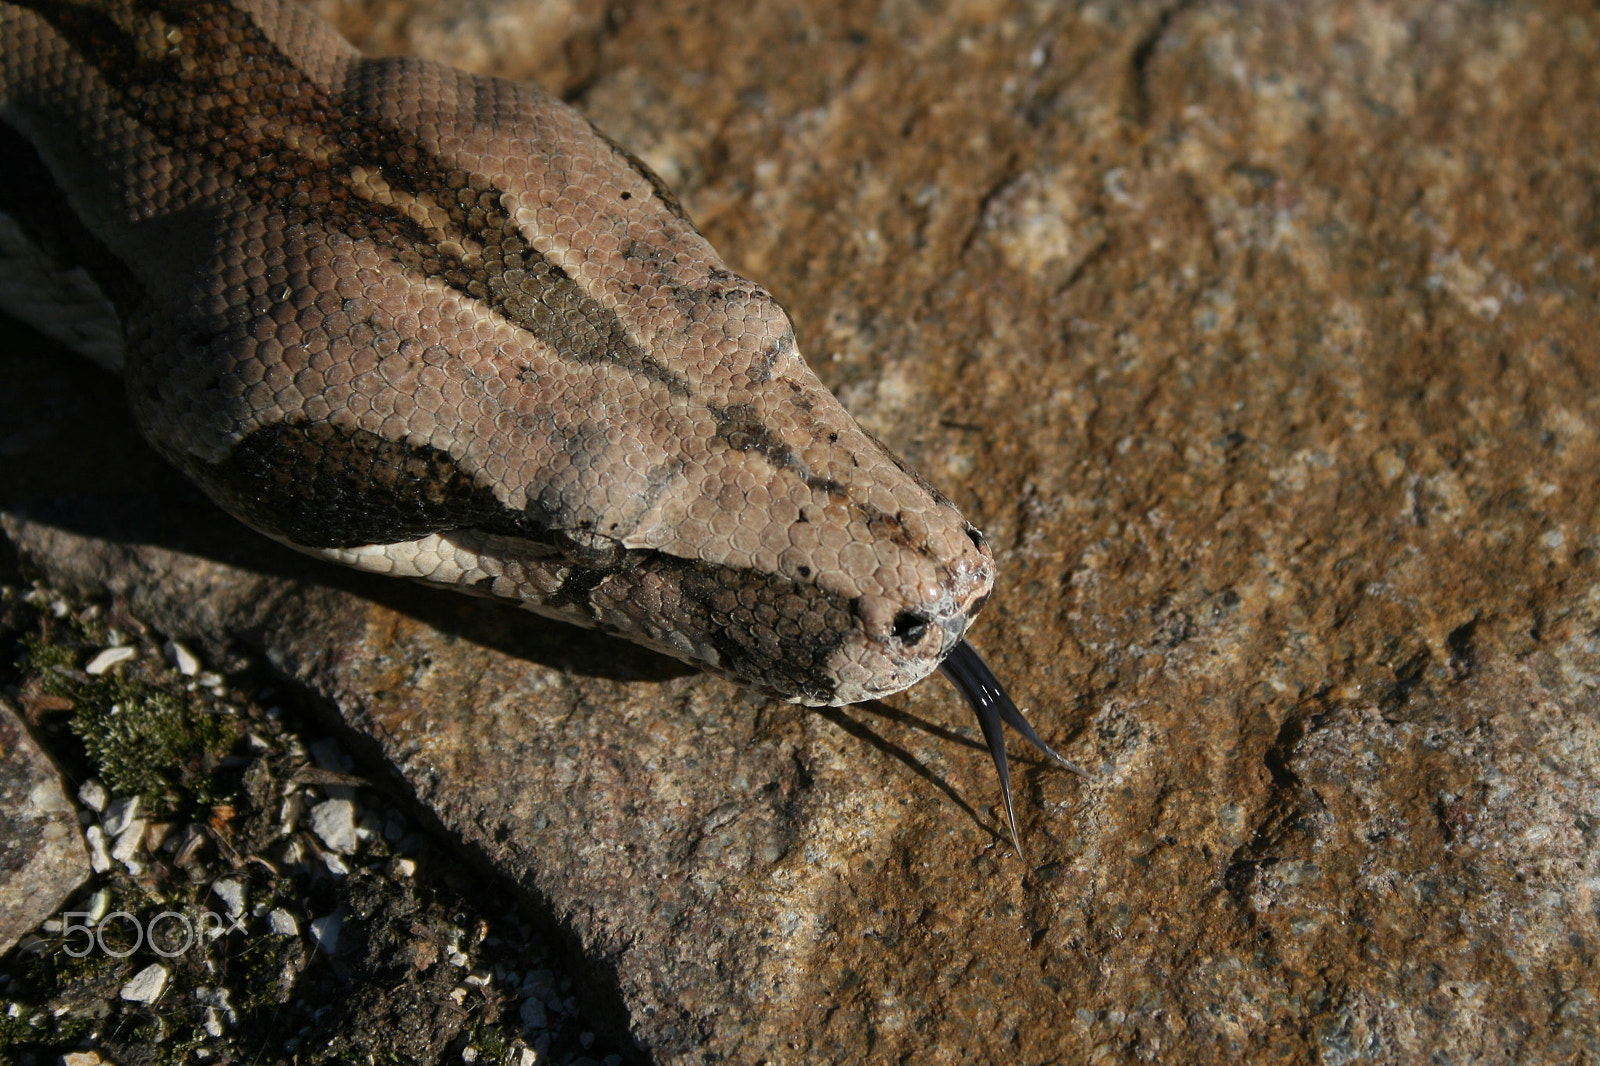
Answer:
[180, 269, 997, 707]
[90, 35, 997, 707]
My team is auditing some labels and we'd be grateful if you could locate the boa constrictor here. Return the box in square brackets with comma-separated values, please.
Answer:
[0, 0, 1082, 851]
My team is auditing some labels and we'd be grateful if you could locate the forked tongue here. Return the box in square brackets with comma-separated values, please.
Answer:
[938, 640, 1090, 858]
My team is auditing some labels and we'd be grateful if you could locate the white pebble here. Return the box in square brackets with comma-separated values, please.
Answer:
[77, 779, 108, 812]
[268, 908, 300, 937]
[309, 798, 358, 854]
[119, 963, 168, 1003]
[101, 795, 141, 837]
[84, 646, 136, 675]
[84, 825, 112, 873]
[86, 888, 111, 924]
[164, 640, 202, 676]
[111, 819, 147, 874]
[211, 878, 246, 919]
[308, 910, 345, 955]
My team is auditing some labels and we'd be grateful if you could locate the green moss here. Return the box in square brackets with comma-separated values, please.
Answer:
[230, 931, 297, 1016]
[469, 1022, 518, 1063]
[69, 683, 235, 816]
[0, 1002, 46, 1049]
[22, 634, 77, 675]
[21, 632, 239, 818]
[134, 1018, 208, 1064]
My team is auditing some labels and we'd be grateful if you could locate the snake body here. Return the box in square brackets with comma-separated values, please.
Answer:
[0, 0, 1078, 850]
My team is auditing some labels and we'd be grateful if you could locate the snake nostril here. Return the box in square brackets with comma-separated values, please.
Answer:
[891, 609, 930, 644]
[965, 526, 986, 550]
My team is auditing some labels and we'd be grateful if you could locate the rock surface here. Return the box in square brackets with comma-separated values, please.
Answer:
[0, 699, 91, 956]
[5, 0, 1599, 1061]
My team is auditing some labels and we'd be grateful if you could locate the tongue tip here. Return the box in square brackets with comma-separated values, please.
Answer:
[940, 638, 1081, 858]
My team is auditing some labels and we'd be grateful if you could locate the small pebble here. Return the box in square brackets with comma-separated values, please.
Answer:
[280, 791, 305, 835]
[268, 908, 300, 937]
[84, 825, 112, 873]
[62, 1053, 109, 1066]
[163, 640, 201, 675]
[145, 821, 172, 852]
[84, 646, 136, 675]
[310, 798, 358, 854]
[119, 963, 168, 1004]
[101, 795, 141, 837]
[308, 910, 345, 955]
[111, 819, 147, 874]
[77, 779, 108, 812]
[211, 878, 246, 920]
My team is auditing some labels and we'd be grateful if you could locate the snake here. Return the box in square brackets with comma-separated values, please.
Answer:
[0, 0, 1083, 852]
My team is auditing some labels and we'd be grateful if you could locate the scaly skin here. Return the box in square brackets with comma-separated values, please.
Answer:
[0, 0, 1079, 850]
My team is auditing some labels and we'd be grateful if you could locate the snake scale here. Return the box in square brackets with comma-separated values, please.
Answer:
[0, 0, 1082, 851]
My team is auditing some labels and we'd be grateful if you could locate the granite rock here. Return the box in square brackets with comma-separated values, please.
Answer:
[0, 699, 91, 956]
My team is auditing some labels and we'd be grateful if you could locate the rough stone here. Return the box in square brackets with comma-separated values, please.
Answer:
[4, 0, 1599, 1062]
[83, 825, 112, 875]
[118, 962, 169, 1004]
[0, 699, 91, 955]
[310, 798, 360, 855]
[100, 795, 140, 838]
[309, 909, 347, 956]
[269, 907, 300, 937]
[164, 639, 201, 676]
[76, 778, 108, 813]
[211, 878, 247, 920]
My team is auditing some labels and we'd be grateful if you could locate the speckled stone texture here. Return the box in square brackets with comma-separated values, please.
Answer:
[0, 699, 90, 956]
[4, 0, 1599, 1062]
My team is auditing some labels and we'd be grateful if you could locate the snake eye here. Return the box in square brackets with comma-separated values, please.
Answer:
[891, 609, 930, 644]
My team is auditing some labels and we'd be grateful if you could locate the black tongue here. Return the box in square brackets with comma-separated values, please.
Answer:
[938, 640, 1090, 857]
